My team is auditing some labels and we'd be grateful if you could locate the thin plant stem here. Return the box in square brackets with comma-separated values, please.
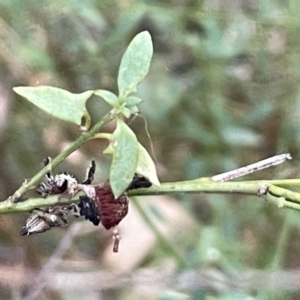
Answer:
[2, 180, 300, 214]
[211, 153, 292, 182]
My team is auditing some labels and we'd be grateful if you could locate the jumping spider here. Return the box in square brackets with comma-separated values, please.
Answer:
[20, 158, 96, 236]
[37, 157, 95, 198]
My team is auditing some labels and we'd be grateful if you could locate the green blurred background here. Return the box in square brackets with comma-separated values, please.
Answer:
[1, 0, 300, 299]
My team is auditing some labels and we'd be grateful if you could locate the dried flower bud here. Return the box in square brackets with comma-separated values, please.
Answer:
[78, 174, 151, 229]
[78, 182, 128, 230]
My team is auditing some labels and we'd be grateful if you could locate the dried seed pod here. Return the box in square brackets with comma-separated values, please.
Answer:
[95, 183, 129, 230]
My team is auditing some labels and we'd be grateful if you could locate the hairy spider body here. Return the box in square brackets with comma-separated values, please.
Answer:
[20, 204, 80, 235]
[20, 158, 95, 235]
[37, 157, 95, 198]
[20, 213, 52, 235]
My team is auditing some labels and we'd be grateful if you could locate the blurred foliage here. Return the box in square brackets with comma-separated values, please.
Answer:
[1, 0, 300, 299]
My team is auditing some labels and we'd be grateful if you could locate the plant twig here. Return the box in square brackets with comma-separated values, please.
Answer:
[211, 153, 292, 182]
[2, 151, 299, 214]
[2, 179, 300, 215]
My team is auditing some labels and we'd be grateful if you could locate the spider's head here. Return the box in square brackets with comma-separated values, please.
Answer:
[37, 158, 96, 198]
[51, 173, 79, 195]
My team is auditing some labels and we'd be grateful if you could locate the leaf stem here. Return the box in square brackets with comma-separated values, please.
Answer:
[92, 133, 112, 140]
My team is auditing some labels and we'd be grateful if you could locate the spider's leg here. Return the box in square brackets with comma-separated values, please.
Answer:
[82, 160, 96, 184]
[67, 203, 80, 218]
[78, 195, 101, 225]
[43, 208, 68, 227]
[37, 182, 51, 198]
[126, 173, 152, 191]
[43, 157, 56, 186]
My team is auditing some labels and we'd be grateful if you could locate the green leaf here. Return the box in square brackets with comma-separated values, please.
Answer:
[118, 31, 153, 99]
[129, 106, 139, 114]
[13, 86, 93, 129]
[124, 96, 143, 116]
[118, 105, 132, 118]
[94, 89, 119, 107]
[108, 119, 139, 198]
[137, 143, 160, 186]
[125, 96, 143, 108]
